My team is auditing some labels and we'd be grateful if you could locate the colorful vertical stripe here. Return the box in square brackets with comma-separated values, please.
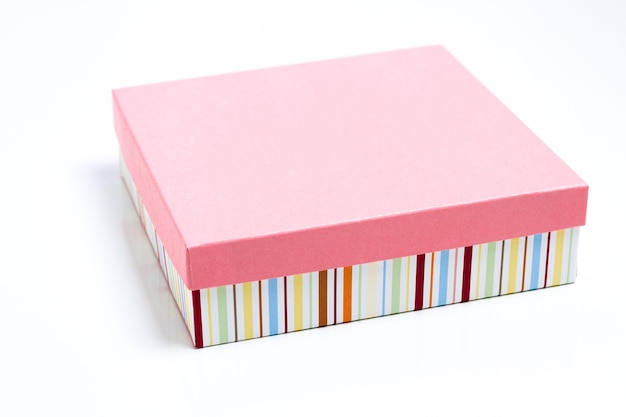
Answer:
[194, 229, 580, 347]
[122, 157, 583, 348]
[120, 158, 198, 344]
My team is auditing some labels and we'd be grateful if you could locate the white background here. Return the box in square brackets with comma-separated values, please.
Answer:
[1, 1, 624, 415]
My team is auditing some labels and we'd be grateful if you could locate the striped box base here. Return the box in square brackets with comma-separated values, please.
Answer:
[122, 159, 580, 348]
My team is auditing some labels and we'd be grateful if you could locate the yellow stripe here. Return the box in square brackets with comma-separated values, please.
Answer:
[184, 285, 189, 332]
[187, 287, 193, 334]
[507, 238, 519, 294]
[553, 230, 565, 285]
[183, 284, 188, 329]
[566, 228, 575, 283]
[405, 257, 411, 311]
[475, 244, 483, 300]
[190, 289, 194, 333]
[367, 262, 378, 318]
[243, 282, 253, 339]
[294, 274, 303, 331]
[179, 279, 185, 327]
[206, 289, 214, 346]
[183, 285, 187, 329]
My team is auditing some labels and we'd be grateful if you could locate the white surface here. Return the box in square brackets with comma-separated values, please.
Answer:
[0, 1, 624, 415]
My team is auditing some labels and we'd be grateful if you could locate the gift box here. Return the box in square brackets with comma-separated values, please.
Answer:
[113, 45, 588, 348]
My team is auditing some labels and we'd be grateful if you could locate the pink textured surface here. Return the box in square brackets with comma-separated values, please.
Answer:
[113, 45, 587, 290]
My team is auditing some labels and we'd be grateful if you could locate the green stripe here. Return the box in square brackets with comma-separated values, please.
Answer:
[391, 258, 401, 313]
[485, 242, 496, 297]
[217, 286, 228, 344]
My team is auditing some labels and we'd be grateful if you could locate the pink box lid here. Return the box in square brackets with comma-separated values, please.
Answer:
[113, 45, 588, 291]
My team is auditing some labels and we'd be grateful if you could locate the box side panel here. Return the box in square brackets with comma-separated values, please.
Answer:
[122, 155, 581, 348]
[121, 158, 197, 345]
[194, 226, 580, 347]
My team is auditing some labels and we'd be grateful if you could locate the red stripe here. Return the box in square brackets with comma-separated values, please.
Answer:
[543, 232, 551, 288]
[192, 290, 203, 348]
[414, 254, 425, 310]
[258, 281, 263, 337]
[461, 246, 473, 302]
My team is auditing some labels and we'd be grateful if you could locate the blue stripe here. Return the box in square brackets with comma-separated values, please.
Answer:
[438, 250, 450, 306]
[268, 278, 278, 335]
[382, 260, 387, 315]
[530, 234, 542, 290]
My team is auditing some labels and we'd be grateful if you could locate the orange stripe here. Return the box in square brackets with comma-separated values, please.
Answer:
[319, 270, 328, 326]
[343, 267, 352, 322]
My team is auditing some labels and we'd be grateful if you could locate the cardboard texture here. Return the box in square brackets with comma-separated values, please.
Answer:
[114, 45, 588, 347]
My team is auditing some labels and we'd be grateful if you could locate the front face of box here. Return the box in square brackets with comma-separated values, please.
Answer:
[122, 160, 581, 348]
[197, 230, 579, 347]
[114, 46, 587, 348]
